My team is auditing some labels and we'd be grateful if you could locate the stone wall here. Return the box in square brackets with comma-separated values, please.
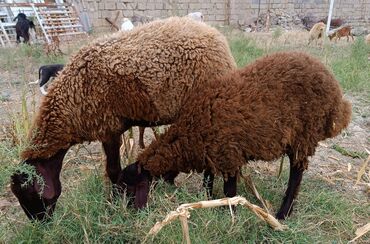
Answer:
[72, 0, 370, 32]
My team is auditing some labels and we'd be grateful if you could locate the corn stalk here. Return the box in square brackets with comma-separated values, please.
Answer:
[145, 196, 287, 243]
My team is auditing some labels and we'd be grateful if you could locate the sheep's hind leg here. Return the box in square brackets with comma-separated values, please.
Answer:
[223, 174, 237, 212]
[203, 169, 214, 198]
[102, 134, 122, 185]
[223, 174, 237, 198]
[276, 155, 305, 220]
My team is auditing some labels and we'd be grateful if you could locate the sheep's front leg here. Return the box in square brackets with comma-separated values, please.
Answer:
[223, 174, 237, 198]
[16, 33, 20, 43]
[276, 157, 305, 220]
[203, 169, 214, 198]
[102, 134, 122, 184]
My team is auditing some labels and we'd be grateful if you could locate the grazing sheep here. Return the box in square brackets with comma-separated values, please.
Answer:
[13, 13, 35, 44]
[118, 51, 352, 220]
[10, 16, 236, 221]
[329, 26, 354, 42]
[29, 64, 64, 95]
[308, 22, 326, 45]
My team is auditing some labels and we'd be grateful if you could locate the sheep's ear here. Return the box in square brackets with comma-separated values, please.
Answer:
[30, 151, 66, 200]
[134, 179, 150, 209]
[34, 163, 57, 199]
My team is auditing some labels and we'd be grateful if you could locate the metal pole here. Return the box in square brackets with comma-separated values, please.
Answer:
[326, 0, 335, 35]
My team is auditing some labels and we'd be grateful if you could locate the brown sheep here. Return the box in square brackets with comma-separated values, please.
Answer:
[10, 16, 236, 221]
[308, 22, 326, 45]
[319, 17, 344, 29]
[119, 51, 351, 220]
[329, 26, 354, 42]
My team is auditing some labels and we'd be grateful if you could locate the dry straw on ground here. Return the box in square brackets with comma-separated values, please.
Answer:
[349, 222, 370, 243]
[145, 196, 287, 244]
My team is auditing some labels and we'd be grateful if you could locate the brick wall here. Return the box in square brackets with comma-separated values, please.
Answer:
[73, 0, 370, 31]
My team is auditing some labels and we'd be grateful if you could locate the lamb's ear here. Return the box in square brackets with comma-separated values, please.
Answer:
[134, 179, 150, 209]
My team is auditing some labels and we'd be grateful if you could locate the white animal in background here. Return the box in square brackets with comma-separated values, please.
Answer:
[121, 18, 134, 31]
[187, 12, 204, 22]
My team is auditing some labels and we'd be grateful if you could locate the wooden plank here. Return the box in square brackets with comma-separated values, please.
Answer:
[41, 17, 79, 21]
[0, 34, 5, 47]
[0, 3, 70, 8]
[43, 25, 83, 30]
[0, 21, 10, 44]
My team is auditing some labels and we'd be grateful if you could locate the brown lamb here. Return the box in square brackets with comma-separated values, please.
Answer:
[10, 16, 236, 221]
[119, 51, 352, 220]
[329, 26, 354, 42]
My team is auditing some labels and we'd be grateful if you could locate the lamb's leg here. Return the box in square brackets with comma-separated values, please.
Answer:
[203, 169, 214, 198]
[223, 174, 237, 198]
[102, 134, 122, 184]
[138, 126, 145, 149]
[276, 155, 305, 220]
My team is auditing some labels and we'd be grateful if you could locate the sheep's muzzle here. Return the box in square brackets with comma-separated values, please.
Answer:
[11, 168, 57, 222]
[117, 162, 151, 209]
[11, 149, 67, 221]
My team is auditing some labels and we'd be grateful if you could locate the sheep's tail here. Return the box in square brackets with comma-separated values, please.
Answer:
[327, 98, 352, 138]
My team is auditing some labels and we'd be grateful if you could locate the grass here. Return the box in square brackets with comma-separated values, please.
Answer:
[0, 44, 66, 73]
[332, 144, 369, 159]
[0, 168, 368, 243]
[0, 31, 370, 243]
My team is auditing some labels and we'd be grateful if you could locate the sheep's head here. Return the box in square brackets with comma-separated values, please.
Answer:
[117, 162, 151, 209]
[11, 149, 66, 221]
[328, 32, 336, 41]
[13, 13, 27, 21]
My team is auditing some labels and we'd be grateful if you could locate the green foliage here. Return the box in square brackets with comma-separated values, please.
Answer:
[332, 144, 369, 159]
[272, 27, 283, 40]
[228, 36, 264, 67]
[1, 171, 368, 243]
[0, 44, 66, 72]
[330, 38, 370, 95]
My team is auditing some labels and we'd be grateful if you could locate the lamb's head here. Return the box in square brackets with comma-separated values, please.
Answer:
[11, 149, 67, 221]
[117, 162, 151, 209]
